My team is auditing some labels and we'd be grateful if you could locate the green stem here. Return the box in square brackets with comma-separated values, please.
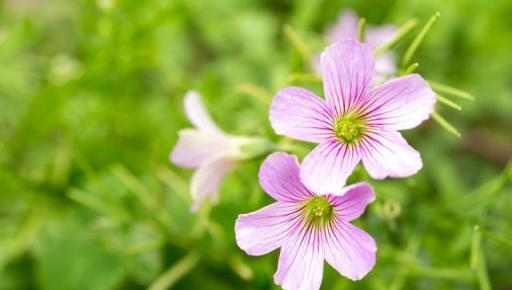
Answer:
[374, 18, 419, 56]
[476, 249, 491, 290]
[470, 225, 482, 270]
[274, 139, 311, 156]
[147, 252, 201, 290]
[429, 80, 475, 101]
[401, 62, 419, 75]
[236, 83, 273, 105]
[431, 111, 461, 138]
[480, 227, 512, 248]
[283, 24, 313, 67]
[402, 12, 441, 67]
[288, 73, 322, 84]
[455, 160, 512, 214]
[436, 94, 462, 111]
[157, 166, 191, 203]
[358, 18, 367, 42]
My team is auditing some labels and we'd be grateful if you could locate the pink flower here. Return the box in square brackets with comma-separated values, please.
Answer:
[271, 39, 436, 195]
[171, 91, 268, 211]
[316, 10, 397, 82]
[235, 153, 376, 289]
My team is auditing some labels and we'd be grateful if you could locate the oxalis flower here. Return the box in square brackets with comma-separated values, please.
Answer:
[318, 10, 397, 82]
[235, 153, 376, 290]
[171, 91, 270, 211]
[271, 39, 436, 195]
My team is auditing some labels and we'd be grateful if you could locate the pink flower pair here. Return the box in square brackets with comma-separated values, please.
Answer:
[236, 39, 435, 289]
[171, 31, 435, 290]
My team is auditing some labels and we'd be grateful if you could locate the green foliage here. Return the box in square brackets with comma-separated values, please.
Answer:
[0, 0, 511, 289]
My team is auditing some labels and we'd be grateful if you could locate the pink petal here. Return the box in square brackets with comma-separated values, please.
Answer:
[360, 130, 422, 180]
[321, 39, 375, 117]
[259, 153, 314, 202]
[361, 74, 436, 131]
[326, 10, 359, 43]
[274, 226, 324, 290]
[190, 156, 237, 211]
[235, 202, 303, 256]
[184, 91, 223, 133]
[170, 129, 236, 168]
[328, 182, 376, 221]
[322, 219, 376, 280]
[300, 141, 361, 195]
[270, 87, 335, 143]
[373, 53, 396, 83]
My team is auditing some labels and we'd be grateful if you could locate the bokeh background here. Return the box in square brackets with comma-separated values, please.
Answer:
[1, 0, 511, 289]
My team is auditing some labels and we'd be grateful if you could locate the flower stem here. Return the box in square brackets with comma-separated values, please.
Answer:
[401, 62, 419, 75]
[147, 252, 201, 290]
[429, 80, 475, 101]
[283, 24, 313, 68]
[470, 225, 482, 270]
[401, 12, 441, 67]
[358, 18, 367, 42]
[288, 73, 322, 84]
[374, 18, 419, 56]
[431, 111, 461, 138]
[236, 83, 273, 105]
[274, 139, 311, 156]
[436, 94, 462, 111]
[477, 225, 512, 248]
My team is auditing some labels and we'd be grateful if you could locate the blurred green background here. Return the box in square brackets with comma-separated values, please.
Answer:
[0, 0, 511, 289]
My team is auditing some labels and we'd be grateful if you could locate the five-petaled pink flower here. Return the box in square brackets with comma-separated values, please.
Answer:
[318, 9, 397, 82]
[235, 152, 376, 290]
[271, 39, 436, 195]
[171, 91, 266, 211]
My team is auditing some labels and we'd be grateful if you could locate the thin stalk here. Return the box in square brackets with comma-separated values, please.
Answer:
[402, 12, 441, 67]
[358, 18, 367, 42]
[236, 83, 273, 105]
[431, 111, 461, 138]
[402, 62, 419, 75]
[436, 94, 462, 111]
[470, 225, 482, 270]
[476, 249, 491, 290]
[455, 160, 512, 213]
[147, 252, 201, 290]
[429, 80, 475, 101]
[374, 18, 419, 56]
[480, 227, 512, 248]
[288, 73, 322, 84]
[157, 166, 191, 203]
[283, 24, 313, 67]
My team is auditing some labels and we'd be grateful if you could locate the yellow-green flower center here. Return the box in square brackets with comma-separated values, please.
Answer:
[304, 197, 334, 227]
[335, 114, 366, 144]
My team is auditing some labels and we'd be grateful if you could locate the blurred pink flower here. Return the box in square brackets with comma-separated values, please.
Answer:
[171, 91, 259, 211]
[315, 10, 397, 82]
[235, 153, 376, 289]
[271, 39, 436, 195]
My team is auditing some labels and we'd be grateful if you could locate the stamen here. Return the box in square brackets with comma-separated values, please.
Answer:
[335, 113, 366, 144]
[304, 197, 334, 228]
